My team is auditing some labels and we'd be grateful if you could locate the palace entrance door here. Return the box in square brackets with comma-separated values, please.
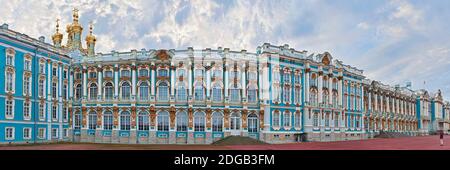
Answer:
[230, 112, 241, 136]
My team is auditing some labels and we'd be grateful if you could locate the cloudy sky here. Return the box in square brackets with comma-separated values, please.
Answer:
[1, 0, 449, 100]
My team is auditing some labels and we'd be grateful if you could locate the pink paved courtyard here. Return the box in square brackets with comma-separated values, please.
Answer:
[0, 135, 449, 150]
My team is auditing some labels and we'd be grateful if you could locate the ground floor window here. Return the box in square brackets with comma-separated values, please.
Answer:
[248, 114, 258, 133]
[157, 111, 169, 131]
[38, 128, 46, 139]
[313, 112, 319, 127]
[176, 111, 188, 132]
[194, 112, 205, 132]
[52, 128, 58, 139]
[23, 128, 31, 139]
[212, 112, 223, 132]
[103, 111, 113, 130]
[5, 127, 14, 140]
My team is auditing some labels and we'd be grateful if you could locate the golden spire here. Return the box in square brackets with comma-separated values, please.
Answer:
[73, 8, 79, 23]
[52, 18, 63, 47]
[85, 21, 96, 56]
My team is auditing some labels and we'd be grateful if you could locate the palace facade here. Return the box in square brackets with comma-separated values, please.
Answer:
[1, 9, 449, 144]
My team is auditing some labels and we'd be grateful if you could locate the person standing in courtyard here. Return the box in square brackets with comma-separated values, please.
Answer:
[440, 130, 444, 146]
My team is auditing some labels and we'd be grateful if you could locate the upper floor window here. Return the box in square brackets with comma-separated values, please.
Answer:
[177, 85, 187, 101]
[195, 69, 203, 78]
[38, 79, 45, 97]
[89, 72, 97, 79]
[248, 72, 257, 81]
[139, 69, 149, 77]
[194, 83, 204, 101]
[39, 63, 45, 73]
[23, 76, 31, 96]
[212, 69, 222, 79]
[158, 69, 168, 77]
[212, 84, 222, 102]
[89, 83, 98, 100]
[230, 69, 239, 80]
[310, 74, 318, 87]
[177, 69, 186, 78]
[121, 70, 130, 77]
[294, 74, 301, 84]
[120, 82, 131, 100]
[75, 84, 82, 100]
[104, 70, 113, 78]
[104, 82, 114, 100]
[248, 86, 258, 103]
[23, 101, 31, 120]
[283, 71, 291, 83]
[75, 73, 82, 79]
[5, 99, 14, 119]
[52, 82, 57, 99]
[139, 82, 149, 100]
[24, 59, 31, 71]
[5, 70, 15, 92]
[52, 67, 57, 76]
[157, 82, 169, 101]
[6, 49, 15, 66]
[63, 70, 67, 79]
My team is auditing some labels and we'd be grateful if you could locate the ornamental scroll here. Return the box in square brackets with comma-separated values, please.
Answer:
[113, 106, 119, 126]
[169, 106, 176, 129]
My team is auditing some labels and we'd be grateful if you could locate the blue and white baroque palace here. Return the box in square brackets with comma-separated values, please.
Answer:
[1, 9, 449, 144]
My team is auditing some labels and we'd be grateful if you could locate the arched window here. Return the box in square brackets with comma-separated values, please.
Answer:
[332, 91, 338, 107]
[247, 85, 257, 103]
[273, 110, 280, 127]
[6, 48, 15, 66]
[158, 82, 169, 101]
[104, 82, 114, 100]
[88, 111, 97, 130]
[294, 111, 301, 128]
[89, 83, 98, 100]
[103, 111, 113, 130]
[212, 83, 222, 102]
[310, 88, 318, 105]
[120, 111, 131, 130]
[157, 111, 169, 131]
[294, 85, 302, 104]
[334, 113, 339, 128]
[323, 91, 329, 104]
[176, 111, 188, 131]
[313, 112, 319, 127]
[139, 82, 149, 100]
[283, 85, 291, 103]
[74, 111, 81, 130]
[194, 82, 204, 101]
[121, 82, 131, 100]
[248, 114, 258, 133]
[75, 84, 82, 100]
[283, 111, 291, 127]
[177, 85, 187, 101]
[5, 69, 15, 93]
[194, 112, 205, 132]
[230, 83, 240, 102]
[212, 112, 223, 132]
[138, 111, 149, 130]
[325, 113, 330, 127]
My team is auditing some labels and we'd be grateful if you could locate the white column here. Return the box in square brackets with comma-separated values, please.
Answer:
[188, 62, 193, 96]
[82, 66, 87, 98]
[58, 64, 62, 101]
[305, 71, 310, 103]
[97, 65, 102, 99]
[374, 93, 378, 112]
[328, 76, 332, 104]
[151, 63, 155, 96]
[318, 72, 323, 104]
[114, 64, 119, 98]
[132, 63, 136, 98]
[224, 63, 229, 97]
[47, 61, 52, 98]
[171, 64, 175, 96]
[338, 77, 342, 106]
[69, 68, 73, 98]
[206, 63, 211, 98]
[241, 63, 246, 99]
[380, 94, 384, 113]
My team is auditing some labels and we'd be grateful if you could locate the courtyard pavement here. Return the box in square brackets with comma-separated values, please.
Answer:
[0, 135, 448, 150]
